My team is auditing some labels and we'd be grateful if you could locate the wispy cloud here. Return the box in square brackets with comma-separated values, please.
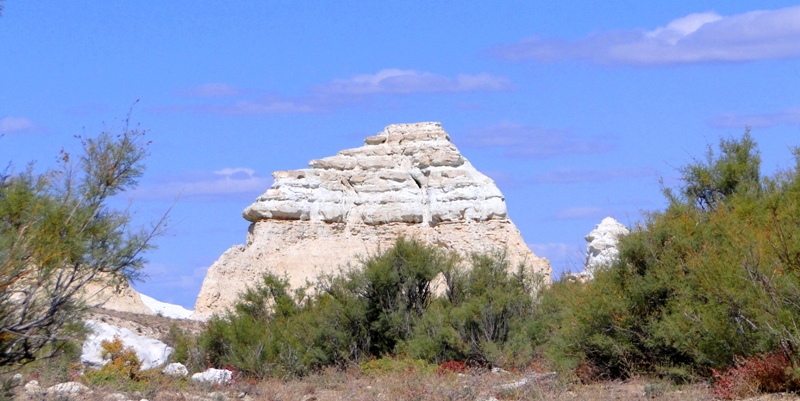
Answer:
[135, 167, 272, 201]
[493, 6, 800, 66]
[528, 242, 587, 275]
[159, 70, 510, 116]
[555, 206, 605, 220]
[0, 116, 36, 133]
[463, 122, 614, 158]
[314, 69, 512, 95]
[194, 98, 322, 115]
[530, 167, 656, 184]
[709, 107, 800, 128]
[178, 83, 245, 97]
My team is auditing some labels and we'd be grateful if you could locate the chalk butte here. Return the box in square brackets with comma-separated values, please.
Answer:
[195, 122, 550, 318]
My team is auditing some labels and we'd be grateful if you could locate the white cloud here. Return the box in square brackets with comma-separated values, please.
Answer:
[645, 12, 723, 45]
[135, 167, 272, 200]
[463, 122, 614, 158]
[179, 83, 244, 97]
[494, 6, 800, 66]
[555, 206, 604, 220]
[214, 167, 255, 177]
[709, 107, 800, 128]
[160, 69, 509, 115]
[315, 69, 512, 95]
[195, 98, 321, 115]
[0, 116, 35, 133]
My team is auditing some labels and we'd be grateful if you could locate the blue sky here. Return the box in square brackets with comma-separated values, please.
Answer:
[2, 1, 800, 308]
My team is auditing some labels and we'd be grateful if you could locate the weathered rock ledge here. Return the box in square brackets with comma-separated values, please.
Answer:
[194, 122, 550, 318]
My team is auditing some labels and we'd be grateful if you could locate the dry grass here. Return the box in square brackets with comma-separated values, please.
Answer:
[5, 366, 727, 401]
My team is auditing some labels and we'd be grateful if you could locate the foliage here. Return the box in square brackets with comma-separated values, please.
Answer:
[95, 336, 141, 380]
[712, 350, 800, 400]
[535, 131, 800, 385]
[359, 356, 436, 377]
[165, 323, 205, 374]
[404, 251, 542, 367]
[436, 360, 469, 375]
[0, 121, 164, 366]
[194, 238, 543, 378]
[82, 336, 187, 396]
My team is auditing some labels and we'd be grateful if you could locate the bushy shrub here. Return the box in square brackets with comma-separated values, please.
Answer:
[165, 323, 205, 374]
[712, 350, 800, 400]
[0, 124, 164, 366]
[535, 131, 800, 387]
[197, 238, 543, 378]
[99, 336, 141, 379]
[404, 252, 541, 368]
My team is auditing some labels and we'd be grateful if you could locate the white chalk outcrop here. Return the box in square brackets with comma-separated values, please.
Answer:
[139, 293, 195, 320]
[191, 368, 233, 385]
[568, 217, 629, 282]
[81, 320, 173, 371]
[163, 362, 190, 377]
[195, 122, 550, 318]
[584, 217, 629, 275]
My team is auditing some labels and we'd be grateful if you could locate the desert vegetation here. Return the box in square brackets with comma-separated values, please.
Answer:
[0, 121, 164, 368]
[174, 130, 800, 398]
[4, 129, 800, 400]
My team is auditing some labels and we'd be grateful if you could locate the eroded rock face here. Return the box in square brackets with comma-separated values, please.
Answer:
[195, 122, 550, 318]
[243, 122, 506, 226]
[583, 217, 629, 277]
[80, 278, 153, 315]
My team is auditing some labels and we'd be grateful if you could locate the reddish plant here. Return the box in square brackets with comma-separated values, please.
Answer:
[437, 360, 468, 375]
[712, 350, 800, 400]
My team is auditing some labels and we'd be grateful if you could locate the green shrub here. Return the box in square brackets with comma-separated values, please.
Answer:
[165, 323, 205, 374]
[535, 131, 800, 384]
[404, 252, 541, 368]
[197, 238, 542, 378]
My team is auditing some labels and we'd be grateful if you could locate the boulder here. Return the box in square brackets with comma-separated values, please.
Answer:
[162, 362, 189, 377]
[82, 320, 173, 370]
[47, 382, 90, 395]
[190, 368, 233, 385]
[195, 122, 550, 318]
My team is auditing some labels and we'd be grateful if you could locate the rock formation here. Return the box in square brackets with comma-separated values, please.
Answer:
[194, 122, 550, 318]
[584, 217, 629, 275]
[82, 320, 173, 371]
[569, 217, 629, 282]
[79, 278, 153, 315]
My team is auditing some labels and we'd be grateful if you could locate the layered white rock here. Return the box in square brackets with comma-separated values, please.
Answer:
[242, 122, 506, 226]
[82, 320, 173, 371]
[195, 122, 550, 318]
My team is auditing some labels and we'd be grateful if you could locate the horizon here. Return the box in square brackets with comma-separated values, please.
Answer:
[2, 1, 799, 308]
